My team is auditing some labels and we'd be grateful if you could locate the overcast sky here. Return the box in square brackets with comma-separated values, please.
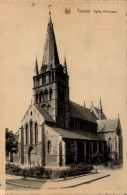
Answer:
[1, 2, 126, 134]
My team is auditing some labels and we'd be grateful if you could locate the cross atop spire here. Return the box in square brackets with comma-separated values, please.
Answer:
[48, 4, 52, 16]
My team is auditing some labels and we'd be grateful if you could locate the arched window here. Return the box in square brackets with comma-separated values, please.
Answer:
[61, 91, 64, 102]
[30, 121, 33, 145]
[52, 71, 54, 81]
[47, 140, 52, 154]
[26, 124, 29, 144]
[49, 89, 52, 100]
[75, 119, 78, 129]
[34, 79, 36, 88]
[72, 119, 74, 129]
[35, 79, 37, 87]
[42, 74, 46, 84]
[39, 77, 42, 86]
[47, 104, 51, 109]
[36, 93, 39, 103]
[40, 91, 43, 103]
[41, 104, 46, 109]
[108, 138, 112, 152]
[49, 73, 51, 83]
[44, 90, 48, 101]
[35, 123, 38, 144]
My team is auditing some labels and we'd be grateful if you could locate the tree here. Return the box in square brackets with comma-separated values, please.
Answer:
[6, 128, 18, 153]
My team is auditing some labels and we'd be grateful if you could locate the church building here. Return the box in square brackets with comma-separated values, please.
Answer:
[13, 10, 123, 167]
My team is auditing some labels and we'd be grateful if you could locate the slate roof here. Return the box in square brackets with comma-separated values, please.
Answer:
[50, 126, 104, 141]
[97, 118, 118, 133]
[35, 106, 55, 123]
[42, 14, 59, 68]
[69, 101, 97, 123]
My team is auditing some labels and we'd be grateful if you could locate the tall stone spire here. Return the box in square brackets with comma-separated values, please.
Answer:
[42, 7, 60, 69]
[63, 53, 68, 75]
[98, 98, 102, 110]
[34, 56, 38, 76]
[98, 98, 103, 120]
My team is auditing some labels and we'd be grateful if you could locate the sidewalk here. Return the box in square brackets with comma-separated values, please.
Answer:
[6, 171, 110, 189]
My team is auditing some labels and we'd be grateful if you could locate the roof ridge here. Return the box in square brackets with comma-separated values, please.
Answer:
[70, 100, 90, 110]
[35, 105, 54, 123]
[21, 103, 31, 122]
[97, 118, 117, 122]
[51, 125, 104, 141]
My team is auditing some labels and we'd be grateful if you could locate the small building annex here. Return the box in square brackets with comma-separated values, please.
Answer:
[13, 10, 123, 167]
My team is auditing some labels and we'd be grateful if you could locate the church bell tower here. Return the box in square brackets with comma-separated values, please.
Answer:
[33, 8, 69, 129]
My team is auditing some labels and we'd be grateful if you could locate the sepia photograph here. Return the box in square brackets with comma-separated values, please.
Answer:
[0, 1, 127, 194]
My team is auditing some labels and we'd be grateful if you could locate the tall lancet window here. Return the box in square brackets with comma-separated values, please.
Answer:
[36, 94, 39, 103]
[47, 140, 52, 154]
[30, 121, 33, 145]
[108, 138, 112, 152]
[26, 124, 29, 144]
[40, 91, 44, 103]
[42, 74, 46, 84]
[49, 89, 52, 100]
[35, 123, 38, 144]
[44, 90, 48, 101]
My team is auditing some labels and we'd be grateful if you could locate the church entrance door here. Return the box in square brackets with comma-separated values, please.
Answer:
[28, 146, 36, 166]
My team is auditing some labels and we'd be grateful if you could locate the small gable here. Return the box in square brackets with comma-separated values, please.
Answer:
[97, 118, 118, 133]
[90, 105, 107, 120]
[21, 103, 54, 125]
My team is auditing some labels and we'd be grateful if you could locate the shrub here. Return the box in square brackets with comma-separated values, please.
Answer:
[28, 167, 35, 177]
[70, 163, 93, 174]
[22, 169, 27, 178]
[35, 166, 45, 178]
[44, 169, 52, 178]
[6, 163, 93, 179]
[6, 163, 22, 175]
[113, 159, 122, 165]
[50, 169, 62, 179]
[50, 164, 93, 179]
[104, 161, 108, 167]
[12, 165, 21, 175]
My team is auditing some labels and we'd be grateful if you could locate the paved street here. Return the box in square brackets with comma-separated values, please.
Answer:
[74, 168, 124, 192]
[6, 167, 124, 193]
[6, 184, 32, 190]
